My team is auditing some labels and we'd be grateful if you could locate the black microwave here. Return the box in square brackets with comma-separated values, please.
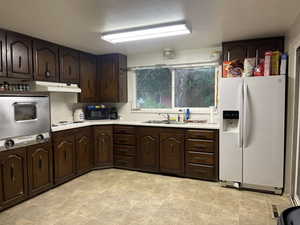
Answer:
[85, 106, 118, 120]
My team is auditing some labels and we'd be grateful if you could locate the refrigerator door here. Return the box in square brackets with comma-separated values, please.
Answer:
[219, 78, 244, 183]
[243, 76, 285, 188]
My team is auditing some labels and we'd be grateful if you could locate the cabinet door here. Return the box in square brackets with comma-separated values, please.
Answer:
[27, 143, 53, 196]
[222, 42, 247, 62]
[79, 53, 97, 102]
[0, 29, 6, 77]
[33, 40, 59, 82]
[94, 126, 113, 167]
[0, 148, 27, 207]
[137, 128, 159, 172]
[118, 55, 128, 102]
[75, 128, 92, 174]
[54, 134, 76, 184]
[98, 55, 118, 102]
[160, 132, 184, 175]
[59, 47, 80, 83]
[6, 31, 33, 79]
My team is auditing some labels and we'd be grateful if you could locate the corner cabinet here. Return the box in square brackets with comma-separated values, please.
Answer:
[75, 127, 93, 175]
[160, 129, 185, 176]
[59, 47, 80, 84]
[0, 148, 28, 210]
[53, 131, 76, 184]
[0, 29, 6, 77]
[33, 39, 59, 82]
[6, 31, 33, 79]
[97, 54, 128, 103]
[79, 53, 97, 102]
[27, 142, 53, 197]
[94, 126, 113, 168]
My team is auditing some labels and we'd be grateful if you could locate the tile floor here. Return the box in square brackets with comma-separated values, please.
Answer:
[0, 169, 291, 225]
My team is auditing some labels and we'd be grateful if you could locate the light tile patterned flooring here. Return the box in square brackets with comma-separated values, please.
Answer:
[0, 169, 291, 225]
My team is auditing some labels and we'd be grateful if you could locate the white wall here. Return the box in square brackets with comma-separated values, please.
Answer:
[284, 12, 300, 196]
[50, 92, 78, 124]
[116, 47, 221, 122]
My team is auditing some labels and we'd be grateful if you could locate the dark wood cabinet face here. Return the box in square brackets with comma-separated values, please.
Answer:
[60, 48, 80, 83]
[6, 31, 33, 79]
[94, 126, 113, 167]
[0, 148, 27, 206]
[223, 44, 247, 61]
[76, 130, 92, 174]
[137, 128, 160, 172]
[27, 143, 53, 195]
[97, 54, 127, 103]
[0, 30, 6, 77]
[54, 135, 76, 182]
[98, 55, 117, 102]
[160, 132, 184, 175]
[33, 40, 59, 82]
[79, 53, 97, 102]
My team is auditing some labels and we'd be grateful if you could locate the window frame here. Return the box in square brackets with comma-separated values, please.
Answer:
[132, 63, 219, 114]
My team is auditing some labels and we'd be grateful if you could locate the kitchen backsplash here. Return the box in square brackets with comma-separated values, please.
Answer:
[50, 92, 78, 124]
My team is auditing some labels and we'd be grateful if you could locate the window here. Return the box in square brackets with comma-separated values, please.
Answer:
[134, 65, 217, 111]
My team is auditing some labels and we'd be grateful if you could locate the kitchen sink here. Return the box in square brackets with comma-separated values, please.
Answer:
[144, 120, 185, 125]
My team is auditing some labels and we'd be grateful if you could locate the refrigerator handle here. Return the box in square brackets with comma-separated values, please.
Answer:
[243, 83, 248, 148]
[238, 83, 243, 148]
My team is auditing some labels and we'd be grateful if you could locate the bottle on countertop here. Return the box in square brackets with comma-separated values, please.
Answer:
[185, 108, 190, 121]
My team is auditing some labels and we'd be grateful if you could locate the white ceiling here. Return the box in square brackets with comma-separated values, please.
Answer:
[0, 0, 299, 55]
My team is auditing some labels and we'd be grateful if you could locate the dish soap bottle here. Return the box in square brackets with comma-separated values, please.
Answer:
[185, 108, 190, 121]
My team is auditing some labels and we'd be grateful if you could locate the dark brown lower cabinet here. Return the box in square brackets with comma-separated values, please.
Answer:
[160, 130, 184, 176]
[94, 126, 113, 168]
[27, 142, 53, 196]
[75, 127, 93, 174]
[0, 148, 28, 210]
[53, 131, 76, 185]
[137, 127, 160, 172]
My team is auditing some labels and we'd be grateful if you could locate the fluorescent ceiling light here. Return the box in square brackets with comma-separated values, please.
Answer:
[101, 21, 191, 44]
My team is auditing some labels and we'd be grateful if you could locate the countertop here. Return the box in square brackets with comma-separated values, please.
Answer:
[51, 120, 220, 132]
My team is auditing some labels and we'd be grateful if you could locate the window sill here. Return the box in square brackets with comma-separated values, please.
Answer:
[131, 108, 218, 115]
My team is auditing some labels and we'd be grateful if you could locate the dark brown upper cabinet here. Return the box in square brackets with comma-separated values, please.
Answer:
[222, 37, 284, 62]
[6, 31, 33, 79]
[59, 47, 80, 84]
[97, 54, 127, 103]
[0, 29, 6, 77]
[33, 39, 59, 82]
[79, 53, 97, 102]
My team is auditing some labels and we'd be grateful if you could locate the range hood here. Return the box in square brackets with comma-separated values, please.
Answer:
[31, 81, 81, 93]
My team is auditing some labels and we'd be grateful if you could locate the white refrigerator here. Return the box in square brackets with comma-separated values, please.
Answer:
[219, 75, 285, 193]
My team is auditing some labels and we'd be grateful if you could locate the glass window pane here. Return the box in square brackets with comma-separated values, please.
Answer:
[14, 103, 37, 121]
[175, 67, 215, 107]
[136, 68, 172, 109]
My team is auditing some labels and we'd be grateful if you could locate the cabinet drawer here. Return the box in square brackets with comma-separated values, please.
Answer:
[185, 164, 215, 180]
[114, 126, 136, 134]
[114, 134, 136, 146]
[185, 139, 214, 153]
[114, 155, 136, 168]
[186, 130, 215, 140]
[114, 145, 136, 156]
[186, 151, 214, 165]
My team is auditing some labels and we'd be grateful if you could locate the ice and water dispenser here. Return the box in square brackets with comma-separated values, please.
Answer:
[222, 111, 239, 132]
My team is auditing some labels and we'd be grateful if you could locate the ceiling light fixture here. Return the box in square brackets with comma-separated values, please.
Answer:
[101, 21, 191, 44]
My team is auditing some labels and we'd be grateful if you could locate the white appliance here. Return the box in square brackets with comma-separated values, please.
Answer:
[73, 108, 84, 122]
[31, 81, 81, 93]
[219, 75, 285, 194]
